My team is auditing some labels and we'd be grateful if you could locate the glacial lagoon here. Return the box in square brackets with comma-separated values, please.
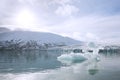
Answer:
[0, 50, 120, 80]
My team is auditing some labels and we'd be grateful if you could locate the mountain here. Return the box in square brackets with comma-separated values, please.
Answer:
[0, 31, 82, 45]
[0, 27, 10, 33]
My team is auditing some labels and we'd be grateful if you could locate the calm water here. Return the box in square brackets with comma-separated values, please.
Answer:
[0, 50, 120, 80]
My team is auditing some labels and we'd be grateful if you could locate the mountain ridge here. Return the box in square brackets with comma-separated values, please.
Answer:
[0, 31, 82, 45]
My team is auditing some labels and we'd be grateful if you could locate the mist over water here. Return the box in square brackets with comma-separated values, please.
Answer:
[0, 50, 120, 80]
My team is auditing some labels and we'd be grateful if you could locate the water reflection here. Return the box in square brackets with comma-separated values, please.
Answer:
[88, 69, 99, 75]
[87, 60, 99, 75]
[0, 50, 63, 73]
[57, 52, 100, 76]
[99, 50, 120, 57]
[0, 50, 120, 80]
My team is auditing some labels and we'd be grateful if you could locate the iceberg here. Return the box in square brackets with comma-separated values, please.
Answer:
[57, 42, 101, 64]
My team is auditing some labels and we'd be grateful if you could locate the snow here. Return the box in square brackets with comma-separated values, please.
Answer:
[0, 31, 82, 45]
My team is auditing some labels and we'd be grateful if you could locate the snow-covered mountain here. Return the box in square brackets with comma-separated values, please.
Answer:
[0, 31, 82, 45]
[0, 27, 10, 33]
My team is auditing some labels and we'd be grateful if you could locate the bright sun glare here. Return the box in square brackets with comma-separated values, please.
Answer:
[15, 9, 36, 27]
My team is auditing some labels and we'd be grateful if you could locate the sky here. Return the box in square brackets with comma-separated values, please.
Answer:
[0, 0, 120, 43]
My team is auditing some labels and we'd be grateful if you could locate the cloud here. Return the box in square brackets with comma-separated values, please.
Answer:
[86, 32, 99, 41]
[51, 0, 79, 16]
[0, 0, 120, 43]
[52, 0, 71, 5]
[55, 4, 79, 16]
[46, 14, 120, 43]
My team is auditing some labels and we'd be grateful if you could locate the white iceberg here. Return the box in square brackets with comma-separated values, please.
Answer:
[57, 42, 101, 64]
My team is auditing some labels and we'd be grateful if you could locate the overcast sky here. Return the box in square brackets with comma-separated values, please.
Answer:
[0, 0, 120, 43]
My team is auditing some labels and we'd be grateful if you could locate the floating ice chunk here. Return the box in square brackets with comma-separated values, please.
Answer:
[57, 53, 87, 64]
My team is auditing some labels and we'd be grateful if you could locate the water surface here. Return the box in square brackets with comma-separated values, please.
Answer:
[0, 50, 120, 80]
